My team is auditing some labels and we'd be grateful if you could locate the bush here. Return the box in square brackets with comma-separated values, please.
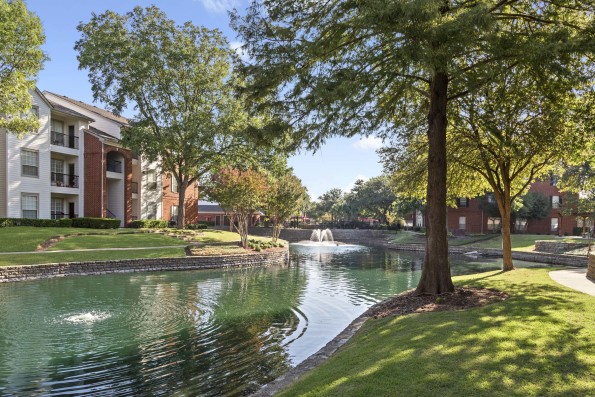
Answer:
[58, 218, 73, 227]
[129, 219, 168, 229]
[573, 227, 585, 236]
[71, 217, 120, 229]
[0, 217, 66, 227]
[200, 221, 216, 227]
[186, 223, 209, 230]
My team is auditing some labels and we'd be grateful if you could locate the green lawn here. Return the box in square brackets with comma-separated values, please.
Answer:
[49, 233, 187, 250]
[0, 248, 185, 266]
[279, 268, 595, 397]
[462, 234, 588, 251]
[0, 227, 134, 252]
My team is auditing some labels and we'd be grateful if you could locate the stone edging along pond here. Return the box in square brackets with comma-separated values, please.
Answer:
[0, 248, 289, 283]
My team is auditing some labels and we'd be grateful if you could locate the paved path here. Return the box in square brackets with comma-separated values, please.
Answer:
[0, 246, 185, 255]
[549, 268, 595, 297]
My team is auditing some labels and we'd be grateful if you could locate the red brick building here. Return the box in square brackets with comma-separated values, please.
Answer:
[447, 181, 578, 236]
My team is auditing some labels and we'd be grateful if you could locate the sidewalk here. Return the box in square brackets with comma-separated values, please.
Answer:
[549, 268, 595, 297]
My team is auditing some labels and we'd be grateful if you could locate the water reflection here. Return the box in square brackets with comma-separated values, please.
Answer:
[0, 245, 544, 396]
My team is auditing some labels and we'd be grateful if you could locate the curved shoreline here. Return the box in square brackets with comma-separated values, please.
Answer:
[251, 247, 591, 396]
[0, 248, 289, 283]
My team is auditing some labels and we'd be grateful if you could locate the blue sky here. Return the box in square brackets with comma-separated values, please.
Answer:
[27, 0, 384, 200]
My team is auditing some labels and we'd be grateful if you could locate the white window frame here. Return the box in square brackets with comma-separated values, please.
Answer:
[21, 149, 39, 178]
[22, 194, 38, 219]
[51, 119, 64, 134]
[551, 195, 560, 209]
[459, 216, 466, 231]
[147, 170, 157, 190]
[171, 205, 179, 221]
[171, 175, 179, 193]
[147, 204, 157, 220]
[487, 217, 501, 232]
[551, 218, 559, 232]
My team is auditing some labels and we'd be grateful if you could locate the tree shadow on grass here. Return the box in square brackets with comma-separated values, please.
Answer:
[279, 269, 595, 397]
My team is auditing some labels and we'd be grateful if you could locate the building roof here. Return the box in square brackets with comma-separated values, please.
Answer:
[43, 91, 129, 126]
[198, 204, 225, 213]
[85, 125, 119, 142]
[48, 100, 95, 122]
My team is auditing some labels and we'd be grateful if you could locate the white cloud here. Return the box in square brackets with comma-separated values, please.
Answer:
[197, 0, 239, 13]
[230, 41, 250, 62]
[353, 136, 383, 151]
[344, 174, 369, 193]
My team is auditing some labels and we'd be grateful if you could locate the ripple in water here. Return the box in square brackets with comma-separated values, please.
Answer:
[62, 311, 111, 325]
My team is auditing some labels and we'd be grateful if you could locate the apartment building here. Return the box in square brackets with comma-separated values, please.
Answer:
[0, 88, 90, 220]
[0, 89, 198, 226]
[448, 181, 578, 236]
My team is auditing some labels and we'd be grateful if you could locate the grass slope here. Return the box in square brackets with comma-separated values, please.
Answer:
[279, 269, 595, 397]
[49, 233, 187, 250]
[0, 248, 185, 266]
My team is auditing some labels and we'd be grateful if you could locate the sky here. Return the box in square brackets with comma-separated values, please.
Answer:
[27, 0, 385, 200]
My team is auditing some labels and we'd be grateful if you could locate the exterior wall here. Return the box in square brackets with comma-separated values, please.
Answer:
[83, 132, 103, 218]
[447, 181, 578, 236]
[140, 159, 162, 220]
[43, 93, 123, 139]
[5, 90, 52, 219]
[161, 173, 199, 224]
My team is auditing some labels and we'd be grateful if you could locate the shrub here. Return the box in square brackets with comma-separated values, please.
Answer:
[0, 218, 65, 227]
[186, 223, 208, 230]
[573, 227, 585, 236]
[200, 221, 216, 227]
[57, 218, 73, 227]
[129, 219, 168, 229]
[71, 217, 120, 229]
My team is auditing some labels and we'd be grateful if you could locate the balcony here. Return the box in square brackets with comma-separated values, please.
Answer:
[51, 172, 79, 188]
[107, 159, 122, 173]
[51, 131, 79, 149]
[131, 181, 138, 194]
[51, 212, 78, 220]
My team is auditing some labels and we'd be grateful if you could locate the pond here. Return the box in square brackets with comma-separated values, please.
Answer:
[0, 244, 544, 396]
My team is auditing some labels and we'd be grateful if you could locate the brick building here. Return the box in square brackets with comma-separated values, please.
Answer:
[447, 180, 578, 236]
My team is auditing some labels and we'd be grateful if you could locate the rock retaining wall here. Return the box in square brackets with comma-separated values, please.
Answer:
[247, 227, 393, 244]
[588, 255, 595, 281]
[534, 240, 588, 254]
[0, 249, 289, 283]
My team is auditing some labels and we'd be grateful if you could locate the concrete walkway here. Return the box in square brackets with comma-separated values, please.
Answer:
[549, 268, 595, 297]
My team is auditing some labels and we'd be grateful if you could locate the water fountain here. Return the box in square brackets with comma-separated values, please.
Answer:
[310, 228, 334, 243]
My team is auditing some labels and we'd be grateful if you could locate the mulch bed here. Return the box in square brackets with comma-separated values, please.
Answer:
[365, 287, 509, 319]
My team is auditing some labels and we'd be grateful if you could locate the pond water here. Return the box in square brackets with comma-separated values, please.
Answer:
[0, 245, 543, 396]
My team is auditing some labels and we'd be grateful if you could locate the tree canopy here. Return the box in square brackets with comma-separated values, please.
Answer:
[265, 170, 308, 242]
[0, 0, 46, 135]
[76, 6, 284, 228]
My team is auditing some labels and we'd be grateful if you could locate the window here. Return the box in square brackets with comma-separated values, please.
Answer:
[551, 218, 559, 232]
[486, 193, 495, 204]
[459, 216, 466, 231]
[487, 217, 501, 232]
[21, 149, 39, 177]
[22, 194, 38, 219]
[147, 171, 157, 190]
[551, 195, 561, 209]
[171, 205, 179, 221]
[51, 120, 64, 134]
[515, 218, 527, 232]
[31, 106, 39, 119]
[458, 198, 469, 208]
[51, 198, 64, 219]
[171, 175, 179, 193]
[147, 204, 157, 220]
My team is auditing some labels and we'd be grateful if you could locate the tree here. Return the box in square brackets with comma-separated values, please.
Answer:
[315, 188, 343, 223]
[0, 0, 46, 135]
[350, 176, 396, 224]
[449, 66, 590, 270]
[266, 171, 308, 242]
[76, 6, 268, 228]
[205, 167, 269, 248]
[233, 0, 594, 293]
[515, 192, 550, 231]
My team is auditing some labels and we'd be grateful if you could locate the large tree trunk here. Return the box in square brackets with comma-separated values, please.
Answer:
[415, 72, 454, 295]
[177, 178, 188, 229]
[500, 195, 514, 271]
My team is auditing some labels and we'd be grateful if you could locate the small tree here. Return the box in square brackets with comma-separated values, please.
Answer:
[0, 0, 46, 135]
[514, 192, 550, 232]
[350, 176, 396, 224]
[205, 168, 269, 248]
[266, 172, 307, 242]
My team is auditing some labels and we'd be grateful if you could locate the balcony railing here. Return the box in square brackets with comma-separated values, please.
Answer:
[107, 159, 122, 173]
[51, 172, 79, 188]
[51, 131, 79, 149]
[51, 212, 78, 219]
[131, 181, 138, 194]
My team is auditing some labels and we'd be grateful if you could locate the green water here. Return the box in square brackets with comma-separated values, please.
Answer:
[0, 244, 543, 396]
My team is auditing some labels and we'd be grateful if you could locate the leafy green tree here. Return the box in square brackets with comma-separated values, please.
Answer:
[515, 192, 550, 229]
[315, 188, 344, 223]
[561, 162, 595, 240]
[350, 176, 396, 224]
[266, 171, 308, 242]
[76, 6, 270, 228]
[0, 0, 46, 135]
[205, 167, 269, 248]
[234, 0, 595, 293]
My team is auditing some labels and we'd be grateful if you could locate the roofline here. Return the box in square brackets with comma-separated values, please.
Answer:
[51, 107, 95, 122]
[34, 87, 53, 109]
[43, 90, 129, 126]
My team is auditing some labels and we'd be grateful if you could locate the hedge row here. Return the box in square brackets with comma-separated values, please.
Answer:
[0, 217, 120, 229]
[129, 219, 169, 229]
